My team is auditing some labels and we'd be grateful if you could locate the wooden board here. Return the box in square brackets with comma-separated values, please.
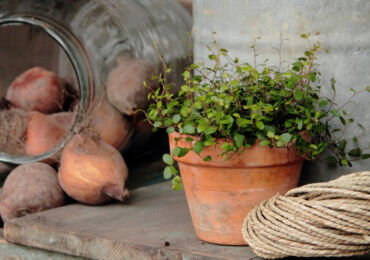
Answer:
[0, 228, 84, 259]
[4, 182, 259, 260]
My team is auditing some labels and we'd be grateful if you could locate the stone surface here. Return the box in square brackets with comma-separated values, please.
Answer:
[193, 0, 370, 183]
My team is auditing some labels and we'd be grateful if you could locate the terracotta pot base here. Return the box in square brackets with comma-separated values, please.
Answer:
[169, 133, 303, 245]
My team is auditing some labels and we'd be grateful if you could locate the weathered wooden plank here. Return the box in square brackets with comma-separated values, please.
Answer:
[0, 228, 86, 259]
[4, 182, 259, 260]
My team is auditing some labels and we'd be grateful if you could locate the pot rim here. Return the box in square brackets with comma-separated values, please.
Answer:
[168, 132, 303, 168]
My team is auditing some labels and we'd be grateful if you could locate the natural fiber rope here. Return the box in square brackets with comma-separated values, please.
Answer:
[242, 171, 370, 259]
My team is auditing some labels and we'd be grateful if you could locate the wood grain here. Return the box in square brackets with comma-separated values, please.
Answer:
[0, 228, 84, 259]
[4, 182, 258, 260]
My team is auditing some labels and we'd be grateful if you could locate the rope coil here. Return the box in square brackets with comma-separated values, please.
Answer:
[242, 171, 370, 259]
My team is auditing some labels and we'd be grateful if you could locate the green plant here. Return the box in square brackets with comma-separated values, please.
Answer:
[144, 33, 370, 190]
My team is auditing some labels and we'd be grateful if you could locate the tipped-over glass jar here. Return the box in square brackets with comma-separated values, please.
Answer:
[0, 0, 191, 164]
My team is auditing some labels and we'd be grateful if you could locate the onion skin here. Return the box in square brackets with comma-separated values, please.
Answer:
[107, 57, 155, 115]
[6, 67, 65, 114]
[25, 111, 74, 157]
[0, 108, 27, 155]
[0, 162, 65, 222]
[90, 97, 131, 150]
[58, 133, 129, 205]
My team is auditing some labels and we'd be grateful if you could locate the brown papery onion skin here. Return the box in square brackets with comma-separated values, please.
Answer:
[0, 162, 65, 222]
[58, 133, 129, 205]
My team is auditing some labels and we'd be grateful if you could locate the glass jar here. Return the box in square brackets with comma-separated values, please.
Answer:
[0, 0, 191, 164]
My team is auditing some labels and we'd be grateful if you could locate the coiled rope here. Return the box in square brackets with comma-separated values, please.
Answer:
[242, 171, 370, 259]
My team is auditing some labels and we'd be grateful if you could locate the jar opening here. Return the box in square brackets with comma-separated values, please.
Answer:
[0, 16, 93, 164]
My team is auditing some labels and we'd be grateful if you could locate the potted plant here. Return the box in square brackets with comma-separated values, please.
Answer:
[143, 34, 370, 245]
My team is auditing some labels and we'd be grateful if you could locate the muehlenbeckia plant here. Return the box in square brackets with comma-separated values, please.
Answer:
[143, 33, 370, 190]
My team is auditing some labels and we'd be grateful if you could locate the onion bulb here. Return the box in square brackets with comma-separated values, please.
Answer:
[89, 97, 131, 150]
[58, 133, 129, 205]
[25, 111, 74, 158]
[0, 162, 65, 222]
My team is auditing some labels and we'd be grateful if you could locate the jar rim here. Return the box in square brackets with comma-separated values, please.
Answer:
[0, 15, 94, 164]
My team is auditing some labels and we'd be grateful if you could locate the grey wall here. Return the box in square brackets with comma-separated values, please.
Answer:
[193, 0, 370, 183]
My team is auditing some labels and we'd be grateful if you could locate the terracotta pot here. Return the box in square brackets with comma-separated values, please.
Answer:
[169, 132, 303, 245]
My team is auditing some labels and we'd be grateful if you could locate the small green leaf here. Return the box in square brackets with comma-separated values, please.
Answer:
[294, 90, 303, 101]
[326, 156, 338, 165]
[339, 116, 346, 126]
[184, 124, 195, 134]
[319, 100, 329, 108]
[154, 121, 162, 128]
[173, 114, 181, 123]
[267, 131, 275, 138]
[194, 102, 202, 109]
[260, 140, 270, 146]
[172, 146, 181, 156]
[338, 140, 347, 150]
[166, 127, 175, 134]
[197, 121, 207, 133]
[169, 165, 178, 174]
[348, 148, 362, 157]
[148, 110, 158, 120]
[208, 54, 216, 60]
[163, 154, 174, 165]
[353, 137, 358, 143]
[183, 71, 191, 80]
[180, 85, 190, 92]
[163, 166, 173, 179]
[194, 141, 204, 154]
[298, 119, 303, 130]
[330, 109, 340, 117]
[172, 176, 182, 190]
[185, 137, 193, 142]
[309, 72, 316, 82]
[203, 155, 212, 161]
[340, 158, 348, 166]
[234, 133, 245, 148]
[361, 154, 370, 159]
[331, 78, 336, 91]
[204, 126, 217, 135]
[279, 133, 292, 143]
[178, 148, 189, 157]
[256, 121, 264, 130]
[164, 118, 173, 127]
[230, 79, 239, 86]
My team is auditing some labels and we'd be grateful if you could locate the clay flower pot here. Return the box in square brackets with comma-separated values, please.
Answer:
[169, 132, 303, 245]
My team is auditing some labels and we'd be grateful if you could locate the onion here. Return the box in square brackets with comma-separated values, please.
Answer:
[89, 97, 132, 150]
[6, 67, 65, 114]
[58, 133, 129, 205]
[25, 111, 74, 158]
[107, 57, 155, 115]
[0, 162, 65, 222]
